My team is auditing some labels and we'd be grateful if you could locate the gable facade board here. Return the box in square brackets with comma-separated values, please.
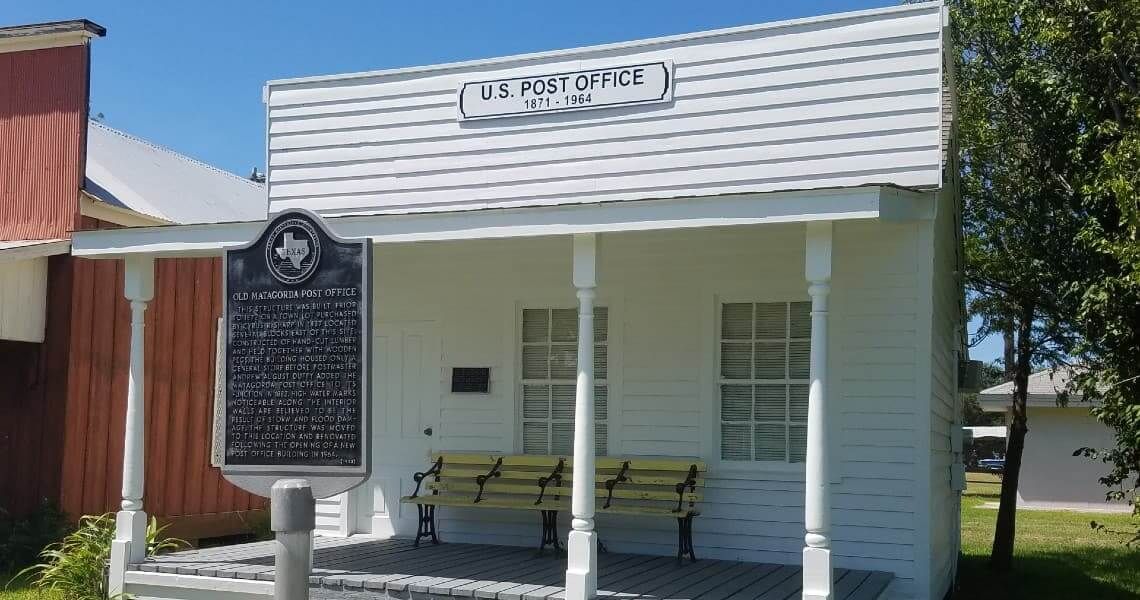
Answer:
[266, 3, 946, 217]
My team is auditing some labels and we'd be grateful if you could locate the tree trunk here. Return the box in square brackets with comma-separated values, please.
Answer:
[990, 307, 1033, 571]
[1003, 327, 1015, 379]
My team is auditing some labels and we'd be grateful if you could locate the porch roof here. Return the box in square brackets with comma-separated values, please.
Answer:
[128, 536, 892, 600]
[71, 185, 931, 259]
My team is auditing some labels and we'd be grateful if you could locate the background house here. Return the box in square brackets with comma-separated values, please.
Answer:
[978, 368, 1128, 512]
[0, 20, 267, 540]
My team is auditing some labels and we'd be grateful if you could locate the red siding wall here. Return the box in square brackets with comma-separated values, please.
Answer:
[58, 256, 265, 519]
[0, 44, 89, 241]
[0, 255, 73, 516]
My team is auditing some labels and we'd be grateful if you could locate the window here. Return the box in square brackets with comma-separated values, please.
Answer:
[719, 302, 811, 463]
[520, 307, 608, 456]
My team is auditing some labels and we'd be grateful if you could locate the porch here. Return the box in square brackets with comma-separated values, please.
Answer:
[128, 537, 892, 600]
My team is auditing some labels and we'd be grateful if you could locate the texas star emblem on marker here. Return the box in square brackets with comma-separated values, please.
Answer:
[274, 232, 310, 270]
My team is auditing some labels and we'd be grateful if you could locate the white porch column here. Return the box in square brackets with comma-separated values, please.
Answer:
[108, 255, 154, 599]
[803, 222, 833, 600]
[565, 233, 598, 600]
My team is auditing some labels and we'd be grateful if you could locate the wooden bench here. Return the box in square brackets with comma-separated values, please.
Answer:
[400, 453, 706, 561]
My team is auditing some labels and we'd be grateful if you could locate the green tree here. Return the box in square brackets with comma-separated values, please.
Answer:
[950, 0, 1087, 571]
[951, 0, 1140, 567]
[1036, 1, 1140, 532]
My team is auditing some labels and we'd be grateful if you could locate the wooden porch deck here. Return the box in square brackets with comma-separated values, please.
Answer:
[132, 536, 892, 600]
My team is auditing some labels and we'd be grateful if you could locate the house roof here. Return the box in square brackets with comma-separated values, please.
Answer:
[0, 20, 105, 40]
[85, 121, 267, 225]
[977, 367, 1084, 411]
[963, 426, 1006, 439]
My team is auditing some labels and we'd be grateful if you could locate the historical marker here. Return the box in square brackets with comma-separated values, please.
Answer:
[221, 209, 371, 499]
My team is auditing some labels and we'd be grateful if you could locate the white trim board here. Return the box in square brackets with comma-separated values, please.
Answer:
[72, 186, 933, 259]
[0, 239, 71, 262]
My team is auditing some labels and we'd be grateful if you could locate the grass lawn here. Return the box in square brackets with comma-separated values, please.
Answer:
[0, 574, 61, 600]
[956, 473, 1140, 599]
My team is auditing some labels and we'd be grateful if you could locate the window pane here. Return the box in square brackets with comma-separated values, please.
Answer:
[593, 307, 608, 342]
[755, 385, 787, 421]
[721, 423, 751, 461]
[755, 342, 786, 379]
[595, 386, 608, 420]
[721, 303, 752, 339]
[522, 309, 549, 343]
[551, 422, 573, 456]
[551, 308, 578, 342]
[789, 425, 807, 463]
[789, 302, 811, 338]
[720, 343, 752, 379]
[595, 422, 608, 456]
[788, 341, 811, 379]
[721, 385, 752, 421]
[523, 422, 548, 454]
[755, 424, 787, 461]
[551, 385, 575, 420]
[789, 384, 809, 421]
[549, 344, 577, 379]
[522, 345, 549, 379]
[594, 344, 607, 380]
[755, 303, 787, 338]
[523, 385, 550, 419]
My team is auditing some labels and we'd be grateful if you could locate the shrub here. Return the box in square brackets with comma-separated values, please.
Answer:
[12, 514, 184, 600]
[0, 500, 71, 573]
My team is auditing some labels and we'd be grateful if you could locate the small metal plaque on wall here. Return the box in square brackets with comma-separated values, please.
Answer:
[451, 368, 490, 393]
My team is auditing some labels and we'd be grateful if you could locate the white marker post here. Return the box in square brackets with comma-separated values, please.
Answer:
[271, 479, 316, 600]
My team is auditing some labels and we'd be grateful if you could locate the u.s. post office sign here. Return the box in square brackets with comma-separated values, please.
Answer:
[457, 61, 673, 121]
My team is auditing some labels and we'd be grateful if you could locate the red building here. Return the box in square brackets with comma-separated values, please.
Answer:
[0, 20, 266, 540]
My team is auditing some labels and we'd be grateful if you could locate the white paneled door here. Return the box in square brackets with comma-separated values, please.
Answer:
[356, 321, 441, 536]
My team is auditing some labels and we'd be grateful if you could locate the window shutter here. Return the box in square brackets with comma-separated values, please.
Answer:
[522, 309, 549, 342]
[550, 308, 578, 342]
[754, 384, 786, 421]
[719, 301, 811, 464]
[790, 302, 812, 338]
[754, 424, 787, 461]
[789, 425, 808, 463]
[551, 385, 575, 420]
[755, 342, 786, 379]
[522, 345, 549, 379]
[593, 307, 608, 342]
[788, 341, 811, 379]
[754, 303, 786, 338]
[520, 306, 608, 456]
[721, 423, 751, 461]
[549, 344, 577, 379]
[721, 303, 752, 339]
[523, 385, 549, 419]
[551, 422, 573, 455]
[523, 422, 548, 455]
[720, 385, 752, 421]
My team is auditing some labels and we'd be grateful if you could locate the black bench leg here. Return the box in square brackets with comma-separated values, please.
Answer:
[537, 510, 563, 556]
[676, 515, 696, 563]
[415, 504, 439, 547]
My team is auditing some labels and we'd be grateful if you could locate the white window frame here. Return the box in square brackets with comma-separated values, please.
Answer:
[715, 299, 811, 469]
[517, 304, 609, 456]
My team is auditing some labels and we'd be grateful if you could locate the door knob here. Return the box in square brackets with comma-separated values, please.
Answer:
[423, 426, 433, 436]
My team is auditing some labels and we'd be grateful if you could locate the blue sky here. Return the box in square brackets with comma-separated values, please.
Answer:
[6, 1, 1001, 363]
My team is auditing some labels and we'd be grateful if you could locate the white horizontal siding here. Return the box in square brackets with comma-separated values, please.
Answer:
[0, 257, 48, 343]
[927, 188, 961, 599]
[266, 3, 945, 216]
[356, 218, 926, 590]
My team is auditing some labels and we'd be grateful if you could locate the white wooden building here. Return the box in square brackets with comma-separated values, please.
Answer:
[74, 3, 966, 599]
